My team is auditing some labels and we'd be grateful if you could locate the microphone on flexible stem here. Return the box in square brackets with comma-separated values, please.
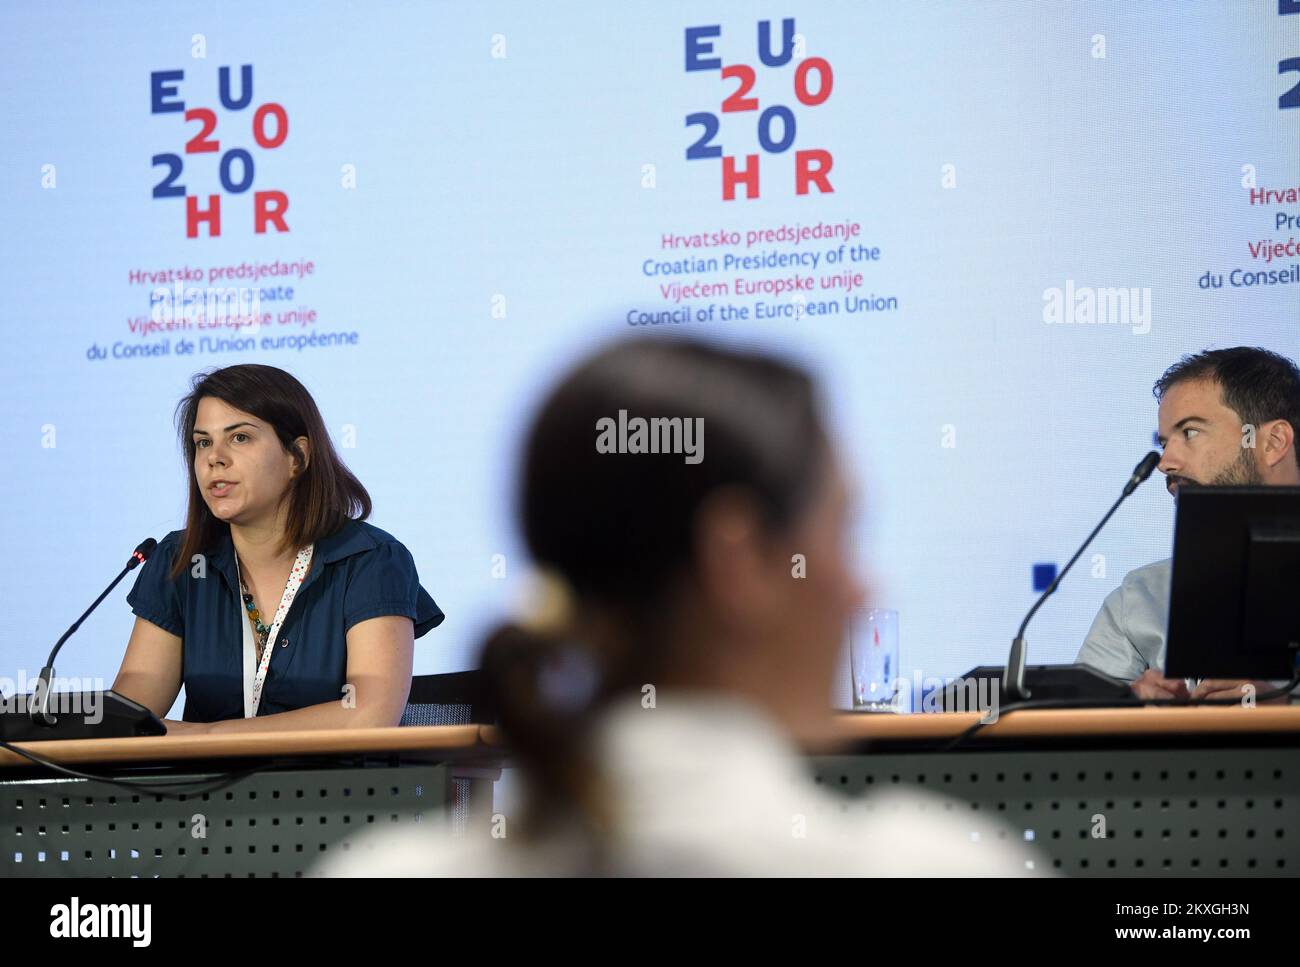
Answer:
[30, 538, 157, 728]
[1004, 452, 1161, 703]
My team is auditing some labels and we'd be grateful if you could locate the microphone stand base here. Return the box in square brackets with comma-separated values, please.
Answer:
[942, 664, 1137, 712]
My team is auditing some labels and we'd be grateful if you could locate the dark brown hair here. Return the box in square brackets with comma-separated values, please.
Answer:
[479, 335, 829, 856]
[169, 364, 371, 579]
[1154, 347, 1300, 471]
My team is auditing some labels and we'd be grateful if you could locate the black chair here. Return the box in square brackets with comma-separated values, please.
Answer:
[400, 670, 498, 832]
[400, 669, 495, 726]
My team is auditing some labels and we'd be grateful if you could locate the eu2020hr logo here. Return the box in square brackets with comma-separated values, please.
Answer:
[685, 18, 834, 200]
[150, 65, 290, 238]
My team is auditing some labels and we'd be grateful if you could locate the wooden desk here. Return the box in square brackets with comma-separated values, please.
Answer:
[4, 706, 1295, 771]
[829, 704, 1300, 745]
[0, 724, 500, 878]
[469, 705, 1297, 878]
[0, 724, 491, 771]
[812, 705, 1300, 877]
[4, 707, 1298, 877]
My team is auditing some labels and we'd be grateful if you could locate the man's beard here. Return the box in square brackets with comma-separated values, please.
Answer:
[1181, 447, 1266, 488]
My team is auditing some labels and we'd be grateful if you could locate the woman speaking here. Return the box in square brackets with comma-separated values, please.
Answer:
[112, 364, 443, 734]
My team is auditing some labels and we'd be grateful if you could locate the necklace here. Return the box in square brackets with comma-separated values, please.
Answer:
[232, 544, 315, 718]
[239, 582, 275, 656]
[236, 548, 312, 657]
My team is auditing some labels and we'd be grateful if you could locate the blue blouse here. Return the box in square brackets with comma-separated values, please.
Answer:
[125, 519, 445, 723]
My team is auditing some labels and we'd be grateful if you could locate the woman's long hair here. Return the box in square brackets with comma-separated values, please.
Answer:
[169, 364, 371, 579]
[479, 335, 829, 855]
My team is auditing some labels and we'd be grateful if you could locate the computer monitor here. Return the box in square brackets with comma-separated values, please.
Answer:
[1165, 486, 1300, 680]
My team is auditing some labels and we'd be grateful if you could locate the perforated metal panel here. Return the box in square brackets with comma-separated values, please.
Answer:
[400, 703, 473, 726]
[810, 747, 1300, 876]
[0, 764, 450, 878]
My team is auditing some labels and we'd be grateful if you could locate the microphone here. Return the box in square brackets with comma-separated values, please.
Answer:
[30, 538, 157, 728]
[1123, 450, 1161, 497]
[1004, 452, 1161, 703]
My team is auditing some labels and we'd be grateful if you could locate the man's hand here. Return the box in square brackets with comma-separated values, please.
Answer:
[1188, 680, 1290, 705]
[1131, 669, 1190, 701]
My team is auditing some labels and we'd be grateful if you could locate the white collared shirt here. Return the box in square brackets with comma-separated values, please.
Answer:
[1077, 558, 1172, 681]
[1077, 558, 1298, 696]
[313, 693, 1043, 877]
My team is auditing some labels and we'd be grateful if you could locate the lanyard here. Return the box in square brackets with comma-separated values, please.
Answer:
[234, 544, 314, 718]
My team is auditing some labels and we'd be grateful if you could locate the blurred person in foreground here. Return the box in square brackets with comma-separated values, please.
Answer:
[316, 336, 1039, 876]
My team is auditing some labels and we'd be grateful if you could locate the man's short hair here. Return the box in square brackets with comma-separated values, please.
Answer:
[1154, 346, 1300, 468]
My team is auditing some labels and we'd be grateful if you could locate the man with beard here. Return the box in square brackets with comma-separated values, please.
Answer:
[1077, 347, 1300, 703]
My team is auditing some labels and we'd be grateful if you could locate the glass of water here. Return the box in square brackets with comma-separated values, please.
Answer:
[849, 608, 900, 712]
